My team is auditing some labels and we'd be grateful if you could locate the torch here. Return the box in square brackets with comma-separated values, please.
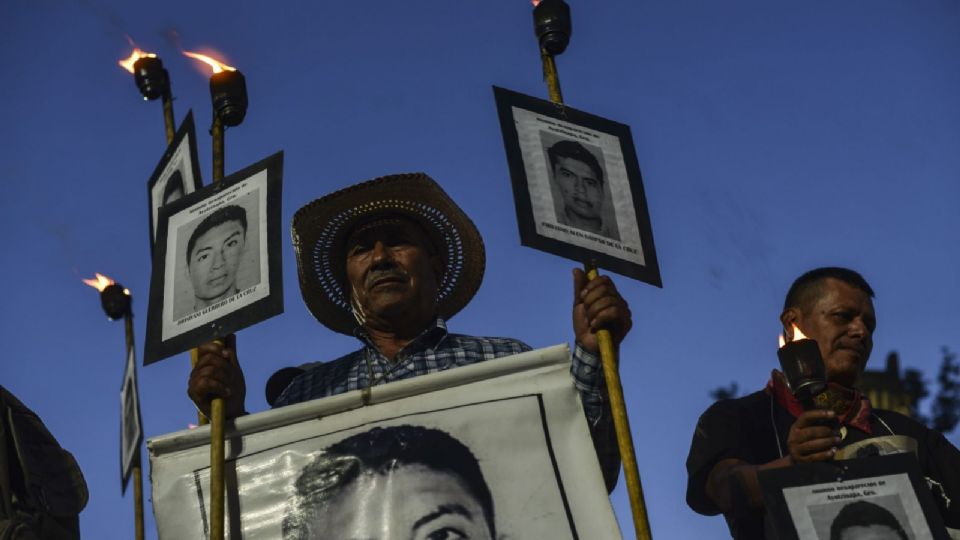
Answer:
[531, 2, 652, 538]
[777, 324, 829, 410]
[83, 273, 144, 540]
[119, 48, 177, 145]
[533, 0, 571, 104]
[183, 49, 248, 540]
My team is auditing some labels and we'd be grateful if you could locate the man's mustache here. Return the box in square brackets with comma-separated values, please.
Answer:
[365, 265, 410, 288]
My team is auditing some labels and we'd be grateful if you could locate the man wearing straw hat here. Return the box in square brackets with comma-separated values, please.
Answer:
[189, 173, 631, 489]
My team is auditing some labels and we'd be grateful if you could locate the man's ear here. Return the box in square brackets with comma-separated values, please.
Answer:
[780, 308, 800, 338]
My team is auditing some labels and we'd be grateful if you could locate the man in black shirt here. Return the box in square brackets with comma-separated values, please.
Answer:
[685, 267, 960, 539]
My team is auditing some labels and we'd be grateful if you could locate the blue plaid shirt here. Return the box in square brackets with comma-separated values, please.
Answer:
[273, 318, 607, 425]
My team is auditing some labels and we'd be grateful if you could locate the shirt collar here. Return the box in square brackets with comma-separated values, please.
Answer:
[353, 316, 449, 353]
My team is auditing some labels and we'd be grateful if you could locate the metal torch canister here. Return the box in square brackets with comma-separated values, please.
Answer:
[777, 338, 828, 410]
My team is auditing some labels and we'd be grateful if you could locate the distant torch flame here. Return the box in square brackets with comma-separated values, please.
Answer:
[531, 0, 542, 5]
[778, 323, 810, 348]
[182, 51, 236, 74]
[83, 272, 115, 292]
[118, 48, 157, 74]
[82, 273, 129, 295]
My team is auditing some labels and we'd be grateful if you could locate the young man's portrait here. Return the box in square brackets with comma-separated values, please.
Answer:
[282, 425, 497, 540]
[545, 138, 620, 241]
[185, 205, 248, 312]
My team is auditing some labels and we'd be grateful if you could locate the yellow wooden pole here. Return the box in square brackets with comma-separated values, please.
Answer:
[132, 456, 145, 540]
[124, 313, 145, 540]
[587, 264, 652, 540]
[540, 44, 653, 537]
[162, 91, 176, 146]
[208, 115, 227, 540]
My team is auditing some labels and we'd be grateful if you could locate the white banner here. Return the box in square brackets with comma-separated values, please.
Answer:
[148, 344, 621, 539]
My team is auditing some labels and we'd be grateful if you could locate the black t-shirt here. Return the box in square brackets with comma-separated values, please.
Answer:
[686, 390, 960, 539]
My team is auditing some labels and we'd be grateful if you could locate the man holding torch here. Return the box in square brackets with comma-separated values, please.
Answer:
[187, 172, 630, 490]
[685, 267, 960, 538]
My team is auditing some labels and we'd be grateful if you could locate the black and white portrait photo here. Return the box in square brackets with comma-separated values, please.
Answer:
[146, 111, 203, 247]
[120, 347, 142, 493]
[144, 152, 284, 365]
[282, 425, 497, 540]
[759, 455, 952, 540]
[493, 86, 661, 286]
[542, 134, 619, 241]
[147, 346, 622, 538]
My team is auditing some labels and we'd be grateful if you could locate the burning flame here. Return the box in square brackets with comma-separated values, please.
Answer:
[532, 0, 542, 5]
[182, 51, 236, 74]
[82, 273, 130, 295]
[778, 323, 809, 348]
[118, 48, 157, 74]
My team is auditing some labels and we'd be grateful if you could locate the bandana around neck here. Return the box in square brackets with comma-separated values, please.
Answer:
[766, 371, 873, 435]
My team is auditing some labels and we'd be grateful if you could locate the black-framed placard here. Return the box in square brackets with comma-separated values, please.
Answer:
[493, 86, 661, 286]
[144, 152, 284, 365]
[147, 110, 204, 250]
[120, 345, 143, 494]
[758, 454, 950, 540]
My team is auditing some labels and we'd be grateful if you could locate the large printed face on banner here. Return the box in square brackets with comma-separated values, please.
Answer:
[282, 426, 494, 540]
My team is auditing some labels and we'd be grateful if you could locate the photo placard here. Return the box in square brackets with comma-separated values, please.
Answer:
[758, 454, 950, 540]
[493, 86, 661, 286]
[144, 152, 284, 365]
[146, 111, 204, 251]
[120, 346, 143, 493]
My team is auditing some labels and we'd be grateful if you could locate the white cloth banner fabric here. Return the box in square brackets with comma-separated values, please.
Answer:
[148, 344, 622, 539]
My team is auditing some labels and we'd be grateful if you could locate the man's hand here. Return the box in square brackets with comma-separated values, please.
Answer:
[787, 409, 840, 463]
[572, 268, 632, 354]
[187, 334, 247, 420]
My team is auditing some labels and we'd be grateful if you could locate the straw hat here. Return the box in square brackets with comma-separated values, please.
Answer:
[292, 173, 485, 335]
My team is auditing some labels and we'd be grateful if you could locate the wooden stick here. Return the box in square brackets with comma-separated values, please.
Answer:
[124, 312, 145, 540]
[540, 45, 653, 537]
[208, 115, 227, 540]
[586, 264, 652, 540]
[132, 455, 145, 540]
[162, 91, 176, 146]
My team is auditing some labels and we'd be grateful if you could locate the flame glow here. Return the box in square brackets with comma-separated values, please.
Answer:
[531, 0, 542, 5]
[118, 48, 157, 74]
[83, 272, 115, 292]
[182, 51, 236, 74]
[778, 323, 810, 348]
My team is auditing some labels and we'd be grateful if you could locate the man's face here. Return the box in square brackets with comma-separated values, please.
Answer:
[344, 218, 441, 326]
[838, 524, 902, 540]
[552, 156, 603, 221]
[188, 221, 245, 303]
[302, 465, 494, 540]
[793, 278, 876, 387]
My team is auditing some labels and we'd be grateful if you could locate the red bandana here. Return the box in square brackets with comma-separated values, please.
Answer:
[765, 372, 873, 435]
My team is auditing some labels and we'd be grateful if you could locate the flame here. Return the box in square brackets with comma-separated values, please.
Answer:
[118, 48, 157, 74]
[532, 0, 542, 5]
[83, 272, 115, 292]
[182, 51, 236, 74]
[778, 323, 810, 348]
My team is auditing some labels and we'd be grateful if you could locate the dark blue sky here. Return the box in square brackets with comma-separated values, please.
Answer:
[2, 1, 958, 537]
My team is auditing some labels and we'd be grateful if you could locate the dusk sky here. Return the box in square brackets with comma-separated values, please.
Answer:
[2, 1, 958, 538]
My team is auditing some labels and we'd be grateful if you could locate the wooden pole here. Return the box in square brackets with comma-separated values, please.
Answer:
[586, 263, 652, 540]
[123, 312, 145, 540]
[539, 47, 653, 538]
[162, 90, 176, 146]
[208, 114, 227, 540]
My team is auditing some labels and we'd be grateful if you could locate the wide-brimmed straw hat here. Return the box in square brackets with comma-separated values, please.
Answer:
[292, 172, 485, 335]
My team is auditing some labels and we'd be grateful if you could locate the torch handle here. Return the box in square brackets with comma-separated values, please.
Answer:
[212, 116, 225, 182]
[209, 397, 226, 540]
[133, 451, 145, 540]
[162, 91, 176, 145]
[585, 265, 653, 540]
[541, 49, 564, 104]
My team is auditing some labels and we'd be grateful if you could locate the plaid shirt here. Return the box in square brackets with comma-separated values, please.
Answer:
[273, 318, 607, 425]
